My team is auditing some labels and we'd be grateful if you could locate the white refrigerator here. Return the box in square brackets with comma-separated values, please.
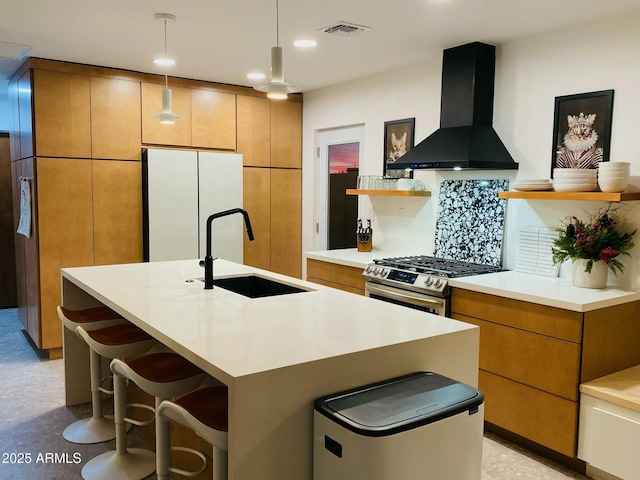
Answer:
[142, 148, 244, 263]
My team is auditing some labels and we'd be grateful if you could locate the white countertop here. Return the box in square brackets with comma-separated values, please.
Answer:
[304, 247, 425, 269]
[61, 259, 476, 380]
[305, 249, 640, 312]
[450, 271, 640, 312]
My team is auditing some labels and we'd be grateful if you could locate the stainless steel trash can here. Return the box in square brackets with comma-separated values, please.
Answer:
[313, 372, 484, 480]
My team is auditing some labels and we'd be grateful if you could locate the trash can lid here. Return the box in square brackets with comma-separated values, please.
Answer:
[314, 372, 483, 437]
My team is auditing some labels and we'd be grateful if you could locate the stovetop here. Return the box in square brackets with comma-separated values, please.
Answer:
[373, 255, 503, 278]
[363, 255, 503, 296]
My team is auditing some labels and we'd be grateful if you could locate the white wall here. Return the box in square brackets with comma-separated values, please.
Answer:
[302, 8, 640, 289]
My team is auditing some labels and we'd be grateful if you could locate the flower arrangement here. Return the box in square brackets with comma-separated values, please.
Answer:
[552, 204, 636, 275]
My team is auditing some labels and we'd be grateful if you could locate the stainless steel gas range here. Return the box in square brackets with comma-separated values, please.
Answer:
[363, 256, 502, 317]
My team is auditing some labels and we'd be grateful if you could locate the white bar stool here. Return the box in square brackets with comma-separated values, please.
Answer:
[81, 351, 206, 480]
[156, 386, 229, 480]
[57, 305, 140, 444]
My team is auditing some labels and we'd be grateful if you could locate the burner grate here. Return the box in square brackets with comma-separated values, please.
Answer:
[375, 255, 502, 277]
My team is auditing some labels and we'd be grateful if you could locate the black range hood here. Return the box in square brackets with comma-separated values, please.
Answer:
[388, 42, 518, 171]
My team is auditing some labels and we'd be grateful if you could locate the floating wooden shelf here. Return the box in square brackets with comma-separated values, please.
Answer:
[346, 189, 431, 197]
[498, 191, 640, 202]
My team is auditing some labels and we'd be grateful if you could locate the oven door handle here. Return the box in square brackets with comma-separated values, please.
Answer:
[365, 283, 445, 308]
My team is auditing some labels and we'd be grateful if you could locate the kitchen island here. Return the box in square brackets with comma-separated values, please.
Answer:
[61, 259, 480, 480]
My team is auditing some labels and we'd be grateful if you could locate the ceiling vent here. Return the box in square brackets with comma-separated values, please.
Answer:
[320, 21, 371, 37]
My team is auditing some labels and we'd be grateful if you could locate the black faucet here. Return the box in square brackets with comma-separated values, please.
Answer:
[203, 208, 254, 290]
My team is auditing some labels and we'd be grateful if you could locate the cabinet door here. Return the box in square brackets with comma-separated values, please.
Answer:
[144, 149, 199, 261]
[243, 167, 271, 270]
[91, 77, 142, 160]
[198, 152, 243, 262]
[191, 89, 236, 150]
[237, 96, 270, 167]
[481, 370, 578, 457]
[141, 83, 192, 147]
[270, 168, 301, 278]
[33, 70, 91, 158]
[36, 157, 94, 349]
[17, 70, 33, 160]
[270, 100, 301, 168]
[93, 160, 142, 265]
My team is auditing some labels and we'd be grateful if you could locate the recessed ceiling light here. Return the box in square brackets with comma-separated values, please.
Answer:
[293, 39, 317, 48]
[153, 58, 175, 67]
[247, 72, 266, 80]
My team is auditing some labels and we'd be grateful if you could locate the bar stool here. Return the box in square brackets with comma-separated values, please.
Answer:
[156, 386, 229, 480]
[81, 351, 206, 480]
[57, 305, 140, 444]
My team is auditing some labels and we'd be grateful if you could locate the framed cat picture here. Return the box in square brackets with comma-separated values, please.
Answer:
[551, 89, 614, 175]
[384, 118, 415, 178]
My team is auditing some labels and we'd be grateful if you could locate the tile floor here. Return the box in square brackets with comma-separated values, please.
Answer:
[0, 307, 591, 479]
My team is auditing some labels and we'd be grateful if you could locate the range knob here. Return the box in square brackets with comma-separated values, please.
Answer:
[424, 277, 434, 286]
[380, 269, 388, 277]
[365, 265, 373, 273]
[434, 278, 444, 288]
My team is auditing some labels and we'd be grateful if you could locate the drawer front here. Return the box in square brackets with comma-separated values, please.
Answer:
[306, 259, 364, 291]
[454, 313, 581, 400]
[306, 276, 364, 295]
[451, 288, 583, 342]
[579, 394, 640, 479]
[480, 370, 578, 457]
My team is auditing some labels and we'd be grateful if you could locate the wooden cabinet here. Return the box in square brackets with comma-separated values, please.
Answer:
[237, 95, 271, 167]
[92, 160, 143, 265]
[142, 83, 238, 150]
[271, 168, 302, 278]
[243, 167, 302, 278]
[90, 77, 142, 160]
[243, 167, 271, 270]
[37, 158, 94, 351]
[238, 96, 302, 275]
[141, 82, 192, 146]
[237, 95, 302, 168]
[271, 101, 302, 168]
[33, 69, 91, 158]
[306, 259, 365, 295]
[451, 287, 640, 460]
[191, 89, 236, 150]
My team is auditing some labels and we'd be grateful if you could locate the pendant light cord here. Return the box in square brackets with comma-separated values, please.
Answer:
[275, 0, 279, 47]
[163, 19, 169, 88]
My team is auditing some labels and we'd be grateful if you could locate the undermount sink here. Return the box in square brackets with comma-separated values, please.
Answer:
[209, 275, 309, 298]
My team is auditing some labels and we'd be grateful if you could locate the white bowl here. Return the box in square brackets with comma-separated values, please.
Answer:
[554, 168, 596, 172]
[554, 170, 597, 178]
[598, 170, 630, 175]
[598, 173, 630, 180]
[553, 178, 598, 184]
[553, 182, 598, 192]
[598, 164, 630, 169]
[598, 162, 630, 169]
[598, 177, 629, 193]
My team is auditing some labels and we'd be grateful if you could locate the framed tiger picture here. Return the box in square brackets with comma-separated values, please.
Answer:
[550, 89, 614, 176]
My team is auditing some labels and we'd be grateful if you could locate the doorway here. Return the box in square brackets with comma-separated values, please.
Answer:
[317, 125, 364, 250]
[0, 132, 17, 307]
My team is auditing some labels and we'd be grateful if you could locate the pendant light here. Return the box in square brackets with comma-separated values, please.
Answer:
[151, 13, 183, 124]
[254, 0, 299, 100]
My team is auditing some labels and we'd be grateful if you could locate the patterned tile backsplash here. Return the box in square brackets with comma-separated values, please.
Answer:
[434, 179, 509, 266]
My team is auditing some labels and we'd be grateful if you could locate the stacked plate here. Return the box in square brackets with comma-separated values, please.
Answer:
[512, 178, 553, 191]
[553, 168, 598, 192]
[598, 162, 630, 193]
